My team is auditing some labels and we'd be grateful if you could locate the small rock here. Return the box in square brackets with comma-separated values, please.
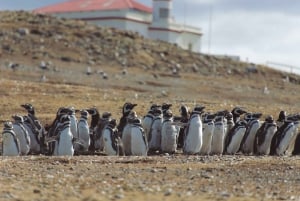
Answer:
[164, 188, 172, 196]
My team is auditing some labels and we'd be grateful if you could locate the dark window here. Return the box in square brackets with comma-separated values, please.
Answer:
[159, 8, 169, 18]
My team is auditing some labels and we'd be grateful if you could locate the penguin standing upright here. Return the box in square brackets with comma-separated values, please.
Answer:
[130, 118, 148, 156]
[271, 114, 300, 156]
[11, 115, 30, 155]
[161, 110, 178, 154]
[75, 110, 90, 154]
[183, 106, 205, 155]
[210, 110, 227, 155]
[142, 104, 161, 142]
[225, 120, 247, 155]
[117, 102, 137, 138]
[52, 115, 74, 156]
[94, 112, 112, 151]
[69, 107, 78, 139]
[2, 122, 20, 156]
[176, 105, 190, 149]
[254, 115, 277, 155]
[148, 108, 163, 154]
[200, 113, 215, 155]
[122, 111, 138, 156]
[86, 107, 100, 152]
[103, 119, 124, 156]
[240, 113, 262, 154]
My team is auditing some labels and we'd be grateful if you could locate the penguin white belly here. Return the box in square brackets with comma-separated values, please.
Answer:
[103, 130, 117, 156]
[161, 121, 178, 153]
[257, 126, 277, 155]
[2, 133, 20, 156]
[76, 121, 90, 152]
[57, 128, 74, 156]
[23, 123, 40, 154]
[142, 116, 153, 140]
[211, 124, 225, 155]
[183, 118, 202, 154]
[130, 127, 147, 156]
[276, 125, 295, 155]
[200, 123, 214, 155]
[13, 124, 30, 155]
[148, 118, 162, 151]
[122, 124, 132, 155]
[70, 115, 78, 138]
[226, 127, 246, 154]
[242, 122, 260, 154]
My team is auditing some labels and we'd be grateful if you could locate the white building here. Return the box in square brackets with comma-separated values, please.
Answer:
[35, 0, 202, 52]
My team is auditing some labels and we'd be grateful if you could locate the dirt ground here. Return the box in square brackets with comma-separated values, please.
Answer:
[1, 11, 300, 201]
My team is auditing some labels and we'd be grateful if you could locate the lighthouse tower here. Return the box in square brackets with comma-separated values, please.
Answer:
[152, 0, 173, 22]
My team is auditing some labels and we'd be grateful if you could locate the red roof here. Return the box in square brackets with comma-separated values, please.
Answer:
[34, 0, 152, 14]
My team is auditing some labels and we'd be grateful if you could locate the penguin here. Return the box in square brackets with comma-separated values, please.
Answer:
[117, 102, 137, 138]
[21, 103, 47, 154]
[148, 108, 163, 154]
[142, 103, 161, 142]
[225, 120, 247, 155]
[292, 133, 300, 155]
[86, 107, 100, 152]
[254, 115, 277, 155]
[224, 112, 234, 144]
[161, 110, 178, 154]
[52, 114, 74, 156]
[2, 122, 20, 156]
[240, 112, 262, 154]
[102, 119, 124, 156]
[176, 105, 190, 149]
[11, 115, 31, 155]
[94, 112, 112, 152]
[210, 110, 227, 155]
[273, 114, 300, 156]
[199, 113, 215, 155]
[183, 106, 205, 155]
[270, 111, 291, 155]
[74, 110, 90, 154]
[130, 118, 148, 156]
[122, 111, 138, 156]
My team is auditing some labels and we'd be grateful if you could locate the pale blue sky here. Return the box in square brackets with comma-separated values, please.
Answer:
[1, 0, 300, 72]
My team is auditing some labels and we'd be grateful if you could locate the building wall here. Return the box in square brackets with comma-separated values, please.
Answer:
[51, 9, 202, 52]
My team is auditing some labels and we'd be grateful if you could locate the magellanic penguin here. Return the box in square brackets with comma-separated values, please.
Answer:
[117, 102, 137, 138]
[210, 110, 227, 155]
[11, 115, 31, 155]
[253, 115, 277, 155]
[94, 112, 112, 152]
[176, 105, 190, 149]
[199, 112, 215, 155]
[122, 111, 138, 156]
[142, 104, 161, 142]
[21, 103, 46, 154]
[271, 114, 300, 156]
[68, 106, 78, 139]
[103, 119, 124, 156]
[130, 118, 148, 156]
[183, 106, 205, 155]
[224, 120, 247, 155]
[161, 110, 178, 154]
[74, 110, 90, 154]
[51, 115, 74, 156]
[240, 112, 262, 154]
[148, 108, 163, 154]
[2, 122, 20, 156]
[224, 112, 234, 145]
[86, 107, 100, 152]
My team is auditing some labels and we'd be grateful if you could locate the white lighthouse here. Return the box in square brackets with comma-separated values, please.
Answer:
[152, 0, 173, 22]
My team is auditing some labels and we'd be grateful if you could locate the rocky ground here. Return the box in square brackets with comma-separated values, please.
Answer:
[1, 11, 300, 201]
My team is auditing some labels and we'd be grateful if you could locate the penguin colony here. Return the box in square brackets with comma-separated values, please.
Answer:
[2, 103, 300, 157]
